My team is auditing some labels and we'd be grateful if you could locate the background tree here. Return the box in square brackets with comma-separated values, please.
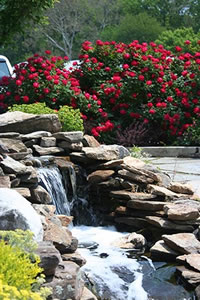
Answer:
[0, 0, 56, 46]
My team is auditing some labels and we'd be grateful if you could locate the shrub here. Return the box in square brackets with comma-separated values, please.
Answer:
[58, 105, 84, 131]
[0, 230, 51, 300]
[9, 103, 84, 132]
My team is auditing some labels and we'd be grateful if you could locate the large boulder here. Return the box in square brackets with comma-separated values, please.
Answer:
[0, 111, 61, 134]
[0, 188, 43, 241]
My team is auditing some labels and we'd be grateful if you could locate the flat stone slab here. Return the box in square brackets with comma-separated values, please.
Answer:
[150, 240, 179, 260]
[97, 159, 124, 169]
[177, 254, 200, 272]
[21, 131, 52, 140]
[114, 217, 149, 228]
[123, 156, 146, 169]
[110, 191, 157, 200]
[162, 233, 200, 254]
[87, 170, 115, 184]
[118, 169, 154, 184]
[146, 216, 194, 232]
[127, 200, 170, 211]
[82, 145, 130, 161]
[148, 184, 187, 199]
[0, 111, 61, 134]
[176, 265, 200, 285]
[13, 187, 31, 199]
[0, 156, 28, 175]
[164, 203, 199, 221]
[33, 145, 64, 156]
[53, 131, 83, 143]
[169, 182, 194, 195]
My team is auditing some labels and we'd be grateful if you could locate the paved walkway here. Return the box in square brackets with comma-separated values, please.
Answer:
[149, 157, 200, 197]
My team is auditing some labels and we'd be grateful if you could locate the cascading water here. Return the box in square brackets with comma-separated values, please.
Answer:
[38, 166, 70, 216]
[37, 164, 194, 300]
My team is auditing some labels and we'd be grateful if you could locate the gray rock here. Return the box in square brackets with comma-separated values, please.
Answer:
[8, 149, 32, 161]
[62, 251, 86, 267]
[35, 241, 62, 276]
[87, 170, 115, 184]
[30, 185, 52, 204]
[80, 287, 98, 300]
[121, 163, 161, 182]
[0, 176, 11, 188]
[147, 184, 186, 199]
[0, 156, 28, 175]
[146, 216, 194, 232]
[83, 145, 130, 161]
[169, 182, 194, 195]
[0, 138, 27, 153]
[53, 131, 84, 143]
[176, 265, 200, 285]
[0, 132, 21, 139]
[83, 134, 100, 147]
[164, 203, 199, 221]
[33, 145, 64, 156]
[44, 261, 84, 300]
[21, 131, 52, 140]
[58, 140, 83, 151]
[195, 285, 200, 300]
[118, 169, 154, 184]
[123, 156, 146, 169]
[110, 191, 157, 200]
[32, 204, 56, 218]
[0, 188, 43, 241]
[0, 111, 61, 133]
[13, 187, 31, 199]
[114, 217, 149, 228]
[40, 137, 56, 147]
[162, 233, 200, 254]
[97, 159, 124, 170]
[111, 232, 146, 250]
[127, 200, 169, 211]
[150, 240, 179, 261]
[19, 166, 38, 184]
[177, 253, 200, 272]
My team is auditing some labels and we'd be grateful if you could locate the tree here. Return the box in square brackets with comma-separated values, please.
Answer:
[0, 0, 56, 46]
[101, 12, 165, 44]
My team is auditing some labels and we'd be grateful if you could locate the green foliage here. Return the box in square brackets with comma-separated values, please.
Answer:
[0, 230, 51, 300]
[101, 12, 165, 43]
[0, 0, 56, 47]
[156, 27, 200, 54]
[173, 123, 200, 146]
[9, 103, 84, 132]
[58, 105, 84, 131]
[9, 103, 56, 115]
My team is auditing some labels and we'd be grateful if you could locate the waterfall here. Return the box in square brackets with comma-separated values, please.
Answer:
[38, 166, 70, 216]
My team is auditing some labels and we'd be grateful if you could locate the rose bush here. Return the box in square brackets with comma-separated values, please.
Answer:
[0, 43, 200, 145]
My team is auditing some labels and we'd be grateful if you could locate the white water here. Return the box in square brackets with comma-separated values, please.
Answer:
[72, 225, 148, 300]
[38, 166, 70, 216]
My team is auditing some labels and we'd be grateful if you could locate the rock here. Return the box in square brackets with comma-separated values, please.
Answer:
[32, 204, 56, 218]
[62, 251, 86, 267]
[96, 159, 124, 170]
[110, 191, 157, 200]
[54, 158, 74, 171]
[174, 199, 200, 211]
[0, 167, 4, 176]
[0, 156, 28, 174]
[169, 182, 194, 195]
[195, 285, 200, 300]
[87, 170, 115, 184]
[30, 185, 52, 204]
[0, 188, 43, 241]
[146, 216, 194, 232]
[83, 134, 100, 147]
[53, 131, 84, 143]
[8, 149, 32, 161]
[164, 203, 199, 221]
[58, 141, 83, 152]
[156, 172, 172, 188]
[147, 184, 186, 199]
[0, 132, 21, 139]
[111, 232, 146, 250]
[123, 156, 146, 169]
[13, 187, 31, 199]
[122, 164, 161, 182]
[81, 287, 98, 300]
[118, 169, 154, 184]
[70, 152, 96, 164]
[0, 111, 61, 134]
[0, 138, 27, 153]
[82, 145, 130, 161]
[33, 145, 64, 156]
[35, 241, 62, 276]
[40, 137, 56, 147]
[127, 200, 170, 211]
[21, 131, 52, 140]
[57, 215, 73, 227]
[177, 254, 200, 272]
[0, 176, 11, 188]
[19, 166, 38, 184]
[114, 217, 149, 229]
[162, 233, 200, 254]
[150, 240, 179, 261]
[43, 221, 72, 254]
[176, 265, 200, 285]
[44, 261, 84, 300]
